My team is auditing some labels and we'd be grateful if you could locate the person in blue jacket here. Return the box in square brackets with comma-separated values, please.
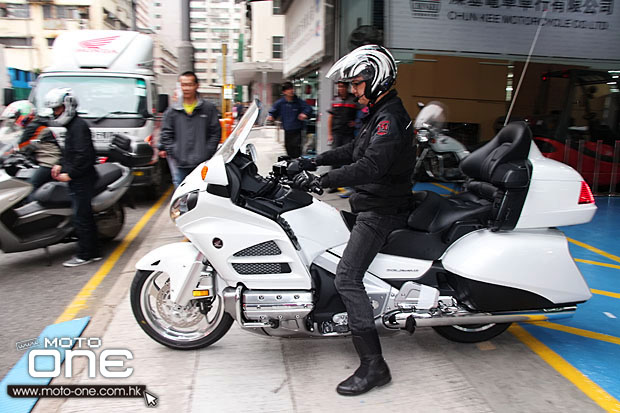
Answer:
[267, 82, 312, 158]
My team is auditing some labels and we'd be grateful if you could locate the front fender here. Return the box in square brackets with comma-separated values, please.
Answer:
[135, 242, 204, 305]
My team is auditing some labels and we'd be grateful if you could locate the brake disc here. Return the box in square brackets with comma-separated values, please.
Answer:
[155, 282, 204, 328]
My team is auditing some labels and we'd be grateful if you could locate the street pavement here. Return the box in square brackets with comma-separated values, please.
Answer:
[29, 128, 603, 413]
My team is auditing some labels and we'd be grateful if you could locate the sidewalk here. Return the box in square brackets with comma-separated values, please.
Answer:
[33, 130, 602, 413]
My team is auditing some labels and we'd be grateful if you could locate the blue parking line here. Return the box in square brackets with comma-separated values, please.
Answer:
[525, 196, 620, 406]
[0, 317, 90, 413]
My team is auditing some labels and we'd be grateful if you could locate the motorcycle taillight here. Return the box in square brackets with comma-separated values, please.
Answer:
[578, 181, 595, 204]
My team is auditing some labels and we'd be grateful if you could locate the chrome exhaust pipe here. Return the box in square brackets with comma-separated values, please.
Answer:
[383, 306, 577, 329]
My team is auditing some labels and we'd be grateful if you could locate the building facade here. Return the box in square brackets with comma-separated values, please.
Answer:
[232, 0, 285, 107]
[0, 0, 134, 73]
[189, 0, 244, 101]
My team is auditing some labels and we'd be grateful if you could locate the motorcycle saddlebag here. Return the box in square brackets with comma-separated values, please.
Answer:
[108, 133, 154, 167]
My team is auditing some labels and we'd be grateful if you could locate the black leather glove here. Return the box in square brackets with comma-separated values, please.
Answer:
[292, 171, 323, 194]
[296, 157, 317, 171]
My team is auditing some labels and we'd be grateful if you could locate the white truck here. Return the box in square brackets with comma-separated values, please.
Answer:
[30, 30, 169, 193]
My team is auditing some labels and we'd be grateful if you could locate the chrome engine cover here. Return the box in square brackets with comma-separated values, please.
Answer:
[242, 291, 314, 322]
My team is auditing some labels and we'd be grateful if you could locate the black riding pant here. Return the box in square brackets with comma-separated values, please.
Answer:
[335, 211, 409, 333]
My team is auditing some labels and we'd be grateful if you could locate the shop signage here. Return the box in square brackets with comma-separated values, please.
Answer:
[387, 0, 620, 62]
[284, 0, 325, 77]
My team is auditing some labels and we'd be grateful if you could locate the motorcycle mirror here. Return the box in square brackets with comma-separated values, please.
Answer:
[244, 143, 258, 163]
[417, 102, 425, 110]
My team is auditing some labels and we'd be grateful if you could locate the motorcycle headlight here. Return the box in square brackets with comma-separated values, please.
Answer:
[170, 190, 199, 221]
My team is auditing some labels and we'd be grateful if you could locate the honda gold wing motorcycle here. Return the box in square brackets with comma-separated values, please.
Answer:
[131, 100, 596, 349]
[0, 126, 132, 254]
[413, 102, 470, 183]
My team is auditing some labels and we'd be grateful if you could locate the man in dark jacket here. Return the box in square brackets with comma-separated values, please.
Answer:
[267, 82, 312, 158]
[295, 45, 415, 396]
[48, 88, 100, 267]
[159, 71, 221, 187]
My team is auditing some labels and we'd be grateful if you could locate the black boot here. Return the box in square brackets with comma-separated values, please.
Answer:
[336, 330, 391, 396]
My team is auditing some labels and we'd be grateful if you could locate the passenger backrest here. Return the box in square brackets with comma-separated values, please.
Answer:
[459, 122, 533, 231]
[460, 122, 531, 182]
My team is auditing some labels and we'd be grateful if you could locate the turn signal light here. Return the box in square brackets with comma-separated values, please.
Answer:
[578, 181, 595, 204]
[192, 290, 210, 297]
[201, 165, 209, 180]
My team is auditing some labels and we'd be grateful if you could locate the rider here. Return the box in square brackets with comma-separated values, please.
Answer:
[295, 45, 416, 395]
[47, 88, 101, 267]
[0, 100, 61, 195]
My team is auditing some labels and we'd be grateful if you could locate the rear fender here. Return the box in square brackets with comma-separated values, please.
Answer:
[135, 242, 204, 306]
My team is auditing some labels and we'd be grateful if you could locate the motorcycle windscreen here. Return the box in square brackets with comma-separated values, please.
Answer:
[215, 99, 262, 164]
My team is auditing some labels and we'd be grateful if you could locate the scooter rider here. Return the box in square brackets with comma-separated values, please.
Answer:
[0, 101, 61, 194]
[294, 45, 416, 395]
[48, 88, 101, 267]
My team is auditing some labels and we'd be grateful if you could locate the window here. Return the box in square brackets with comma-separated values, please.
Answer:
[1, 4, 30, 18]
[273, 0, 283, 15]
[0, 37, 32, 47]
[195, 68, 207, 73]
[212, 48, 221, 53]
[43, 5, 78, 20]
[272, 36, 283, 59]
[195, 48, 207, 53]
[154, 14, 161, 18]
[47, 38, 55, 47]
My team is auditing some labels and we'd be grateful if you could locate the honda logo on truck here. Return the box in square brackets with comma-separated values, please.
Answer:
[77, 36, 120, 53]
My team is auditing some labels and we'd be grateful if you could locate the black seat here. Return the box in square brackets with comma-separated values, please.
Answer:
[33, 163, 124, 208]
[380, 122, 533, 261]
[93, 163, 123, 193]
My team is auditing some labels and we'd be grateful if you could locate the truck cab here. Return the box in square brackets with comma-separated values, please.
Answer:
[30, 30, 169, 192]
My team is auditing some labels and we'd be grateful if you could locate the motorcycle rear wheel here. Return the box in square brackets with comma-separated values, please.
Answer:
[130, 269, 233, 350]
[432, 323, 511, 343]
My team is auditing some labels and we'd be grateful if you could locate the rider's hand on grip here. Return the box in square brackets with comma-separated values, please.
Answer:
[291, 157, 317, 172]
[293, 171, 321, 194]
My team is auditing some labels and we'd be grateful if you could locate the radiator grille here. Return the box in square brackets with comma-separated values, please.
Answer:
[232, 263, 292, 274]
[233, 241, 282, 257]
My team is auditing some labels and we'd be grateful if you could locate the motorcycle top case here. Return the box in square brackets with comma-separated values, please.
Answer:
[108, 133, 154, 167]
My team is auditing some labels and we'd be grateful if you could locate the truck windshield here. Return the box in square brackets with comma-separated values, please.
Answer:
[32, 76, 149, 119]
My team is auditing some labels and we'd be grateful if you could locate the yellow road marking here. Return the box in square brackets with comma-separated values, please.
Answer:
[568, 237, 620, 265]
[530, 322, 620, 346]
[592, 289, 620, 300]
[575, 258, 620, 270]
[54, 186, 173, 324]
[431, 182, 459, 193]
[509, 324, 620, 411]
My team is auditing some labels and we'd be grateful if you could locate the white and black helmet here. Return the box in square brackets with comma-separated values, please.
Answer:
[326, 45, 397, 103]
[43, 87, 78, 126]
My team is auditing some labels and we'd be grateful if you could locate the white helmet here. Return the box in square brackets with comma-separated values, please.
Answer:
[326, 45, 397, 104]
[43, 88, 78, 126]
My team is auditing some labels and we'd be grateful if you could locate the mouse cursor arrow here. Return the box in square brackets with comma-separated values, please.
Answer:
[144, 389, 158, 407]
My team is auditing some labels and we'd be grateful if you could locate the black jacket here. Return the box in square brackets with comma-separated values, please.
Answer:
[316, 90, 415, 214]
[61, 116, 97, 180]
[159, 98, 221, 169]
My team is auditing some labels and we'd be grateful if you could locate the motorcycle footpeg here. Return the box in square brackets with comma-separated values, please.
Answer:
[405, 316, 416, 335]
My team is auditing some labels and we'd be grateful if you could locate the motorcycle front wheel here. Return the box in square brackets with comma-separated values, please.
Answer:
[432, 323, 511, 343]
[130, 269, 233, 350]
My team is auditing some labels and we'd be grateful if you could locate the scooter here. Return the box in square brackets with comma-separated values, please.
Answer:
[130, 100, 596, 350]
[0, 137, 133, 254]
[413, 102, 470, 183]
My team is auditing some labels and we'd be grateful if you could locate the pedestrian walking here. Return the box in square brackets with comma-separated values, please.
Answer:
[159, 71, 221, 187]
[267, 82, 312, 158]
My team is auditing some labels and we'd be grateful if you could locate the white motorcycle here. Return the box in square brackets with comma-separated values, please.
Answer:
[413, 102, 470, 183]
[130, 100, 596, 349]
